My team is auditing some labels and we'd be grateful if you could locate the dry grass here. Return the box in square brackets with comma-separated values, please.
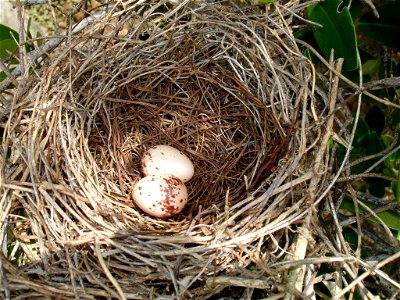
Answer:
[0, 1, 399, 299]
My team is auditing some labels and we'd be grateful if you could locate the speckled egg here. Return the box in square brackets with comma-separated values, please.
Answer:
[132, 174, 188, 218]
[141, 145, 194, 183]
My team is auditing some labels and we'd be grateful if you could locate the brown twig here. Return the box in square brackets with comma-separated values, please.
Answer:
[1, 1, 396, 299]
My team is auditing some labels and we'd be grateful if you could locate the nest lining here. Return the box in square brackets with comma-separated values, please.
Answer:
[0, 1, 341, 298]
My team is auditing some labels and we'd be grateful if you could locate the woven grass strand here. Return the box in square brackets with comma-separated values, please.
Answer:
[1, 1, 399, 299]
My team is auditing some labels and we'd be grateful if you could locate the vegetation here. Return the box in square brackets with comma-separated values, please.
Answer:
[0, 0, 399, 298]
[295, 0, 400, 297]
[298, 0, 400, 238]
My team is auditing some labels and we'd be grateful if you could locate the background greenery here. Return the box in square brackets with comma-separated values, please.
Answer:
[0, 0, 399, 298]
[300, 0, 400, 238]
[298, 0, 400, 297]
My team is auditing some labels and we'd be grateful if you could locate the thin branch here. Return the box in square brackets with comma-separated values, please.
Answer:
[94, 236, 127, 300]
[339, 201, 400, 226]
[334, 252, 400, 299]
[311, 53, 363, 208]
[337, 172, 397, 183]
[356, 191, 400, 214]
[0, 8, 108, 92]
[365, 76, 400, 90]
[295, 39, 400, 109]
[12, 0, 48, 7]
[344, 134, 399, 172]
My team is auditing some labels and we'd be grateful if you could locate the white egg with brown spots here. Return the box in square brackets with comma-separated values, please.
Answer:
[141, 145, 194, 183]
[132, 174, 188, 218]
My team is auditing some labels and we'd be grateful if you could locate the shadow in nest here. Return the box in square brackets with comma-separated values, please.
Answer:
[82, 30, 291, 220]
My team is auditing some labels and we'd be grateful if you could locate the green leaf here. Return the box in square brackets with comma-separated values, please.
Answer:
[0, 28, 19, 82]
[257, 0, 277, 2]
[0, 67, 16, 82]
[307, 0, 358, 71]
[363, 131, 384, 156]
[0, 23, 19, 62]
[353, 117, 369, 145]
[35, 31, 43, 47]
[341, 199, 400, 231]
[358, 1, 400, 51]
[375, 210, 400, 231]
[0, 39, 19, 59]
[348, 0, 365, 20]
[362, 59, 381, 77]
[383, 167, 394, 177]
[381, 134, 393, 148]
[0, 23, 19, 41]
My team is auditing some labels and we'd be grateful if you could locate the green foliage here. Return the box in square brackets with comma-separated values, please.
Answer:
[341, 198, 400, 231]
[0, 23, 19, 41]
[362, 59, 381, 78]
[343, 110, 384, 173]
[357, 1, 400, 51]
[338, 104, 399, 195]
[0, 39, 18, 60]
[335, 103, 400, 235]
[0, 21, 38, 82]
[304, 0, 400, 68]
[300, 0, 400, 241]
[0, 24, 19, 81]
[382, 134, 400, 201]
[307, 0, 358, 70]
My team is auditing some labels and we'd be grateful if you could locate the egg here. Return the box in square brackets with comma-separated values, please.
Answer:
[132, 174, 188, 218]
[141, 145, 194, 183]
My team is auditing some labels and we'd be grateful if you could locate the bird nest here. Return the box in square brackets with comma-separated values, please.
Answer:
[0, 1, 351, 299]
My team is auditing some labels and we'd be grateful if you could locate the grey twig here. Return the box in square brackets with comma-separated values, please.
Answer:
[357, 191, 400, 215]
[339, 201, 400, 227]
[11, 0, 49, 8]
[0, 8, 108, 93]
[365, 76, 400, 91]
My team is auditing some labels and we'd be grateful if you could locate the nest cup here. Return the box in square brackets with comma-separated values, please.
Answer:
[1, 1, 334, 298]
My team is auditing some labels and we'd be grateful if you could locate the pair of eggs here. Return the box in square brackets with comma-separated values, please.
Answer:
[132, 145, 194, 218]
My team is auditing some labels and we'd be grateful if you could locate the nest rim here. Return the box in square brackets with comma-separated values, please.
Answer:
[0, 1, 349, 298]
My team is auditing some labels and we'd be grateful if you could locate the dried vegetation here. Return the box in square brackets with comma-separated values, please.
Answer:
[0, 1, 399, 299]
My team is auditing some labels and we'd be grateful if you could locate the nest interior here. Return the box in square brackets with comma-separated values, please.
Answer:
[0, 1, 340, 298]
